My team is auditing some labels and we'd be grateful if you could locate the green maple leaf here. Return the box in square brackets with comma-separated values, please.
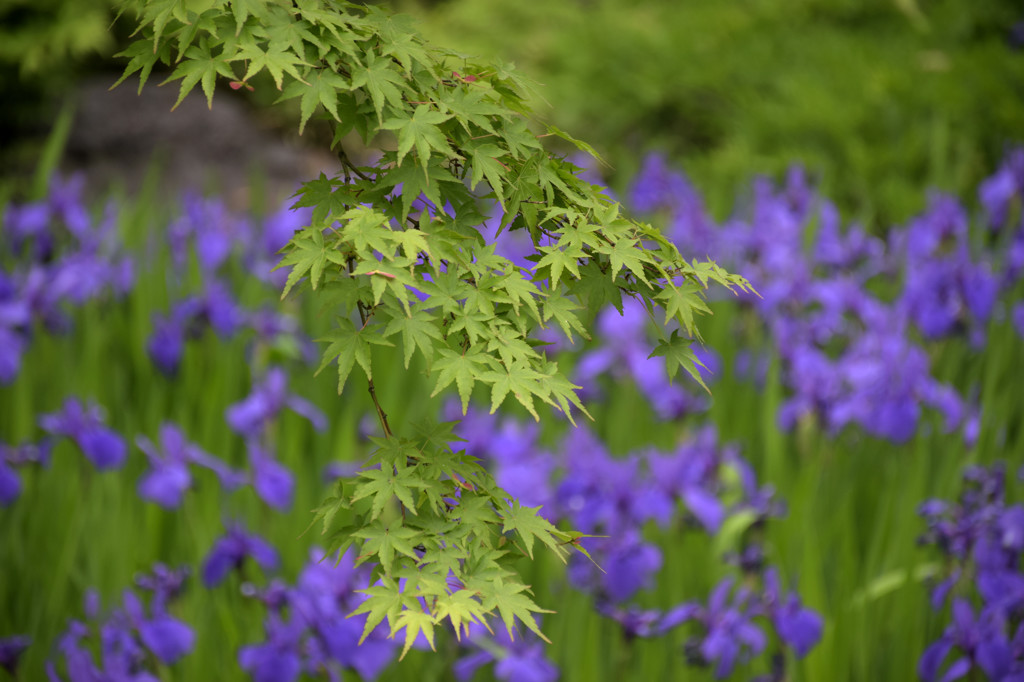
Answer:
[542, 291, 589, 342]
[534, 243, 583, 288]
[279, 68, 349, 135]
[468, 143, 508, 208]
[434, 590, 487, 641]
[447, 307, 493, 346]
[296, 0, 354, 44]
[375, 14, 431, 74]
[393, 608, 436, 660]
[390, 228, 431, 263]
[448, 493, 500, 532]
[440, 86, 507, 134]
[229, 0, 273, 35]
[381, 105, 453, 169]
[112, 40, 166, 94]
[539, 362, 591, 426]
[545, 124, 608, 167]
[379, 160, 455, 223]
[604, 237, 652, 286]
[353, 519, 421, 576]
[234, 41, 309, 90]
[656, 281, 711, 339]
[430, 348, 490, 414]
[552, 530, 607, 571]
[416, 538, 467, 579]
[350, 51, 407, 122]
[304, 479, 349, 536]
[292, 172, 358, 224]
[276, 225, 335, 297]
[409, 419, 463, 452]
[486, 324, 539, 370]
[383, 305, 443, 368]
[264, 15, 322, 56]
[162, 42, 236, 110]
[478, 577, 553, 643]
[498, 271, 543, 323]
[499, 501, 565, 561]
[349, 577, 404, 644]
[648, 329, 711, 393]
[316, 318, 394, 394]
[417, 270, 473, 318]
[480, 362, 550, 420]
[340, 206, 392, 257]
[351, 463, 421, 520]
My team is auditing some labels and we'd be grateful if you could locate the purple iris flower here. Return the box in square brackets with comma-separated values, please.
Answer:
[238, 549, 396, 682]
[647, 427, 726, 533]
[662, 578, 767, 679]
[226, 366, 327, 437]
[0, 635, 30, 676]
[247, 442, 295, 511]
[454, 620, 558, 682]
[238, 614, 304, 682]
[146, 313, 186, 376]
[202, 525, 280, 588]
[136, 424, 243, 509]
[761, 569, 823, 657]
[167, 192, 251, 273]
[0, 439, 52, 506]
[979, 149, 1023, 228]
[598, 534, 663, 603]
[47, 566, 194, 680]
[0, 459, 19, 507]
[919, 600, 1014, 682]
[147, 284, 245, 376]
[249, 200, 312, 288]
[0, 325, 27, 385]
[135, 564, 190, 612]
[122, 591, 195, 665]
[597, 603, 664, 640]
[1013, 303, 1024, 340]
[39, 398, 127, 470]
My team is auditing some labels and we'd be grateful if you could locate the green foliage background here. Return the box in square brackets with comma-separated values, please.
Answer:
[394, 0, 1024, 224]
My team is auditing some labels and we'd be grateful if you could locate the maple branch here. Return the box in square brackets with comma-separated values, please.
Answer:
[350, 258, 393, 440]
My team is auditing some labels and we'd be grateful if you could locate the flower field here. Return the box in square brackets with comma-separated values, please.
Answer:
[2, 146, 1023, 681]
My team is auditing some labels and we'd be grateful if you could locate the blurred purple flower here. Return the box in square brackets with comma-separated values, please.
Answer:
[39, 398, 127, 470]
[454, 620, 558, 682]
[0, 634, 30, 676]
[662, 578, 767, 679]
[979, 149, 1023, 228]
[238, 614, 303, 682]
[919, 599, 1014, 682]
[761, 569, 823, 657]
[248, 442, 295, 511]
[122, 591, 194, 665]
[238, 548, 396, 682]
[227, 367, 326, 437]
[0, 459, 20, 507]
[202, 525, 280, 588]
[0, 438, 50, 507]
[48, 565, 194, 680]
[136, 424, 242, 509]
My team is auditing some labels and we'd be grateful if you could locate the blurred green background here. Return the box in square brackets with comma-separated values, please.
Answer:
[5, 0, 1023, 225]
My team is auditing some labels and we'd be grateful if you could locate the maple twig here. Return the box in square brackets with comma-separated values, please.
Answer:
[351, 262, 393, 440]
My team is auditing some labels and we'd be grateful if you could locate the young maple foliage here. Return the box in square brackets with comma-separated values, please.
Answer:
[115, 0, 753, 655]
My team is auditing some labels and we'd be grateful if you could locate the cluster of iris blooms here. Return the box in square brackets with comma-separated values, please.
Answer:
[449, 409, 821, 680]
[625, 150, 1024, 443]
[2, 146, 1022, 680]
[917, 463, 1024, 681]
